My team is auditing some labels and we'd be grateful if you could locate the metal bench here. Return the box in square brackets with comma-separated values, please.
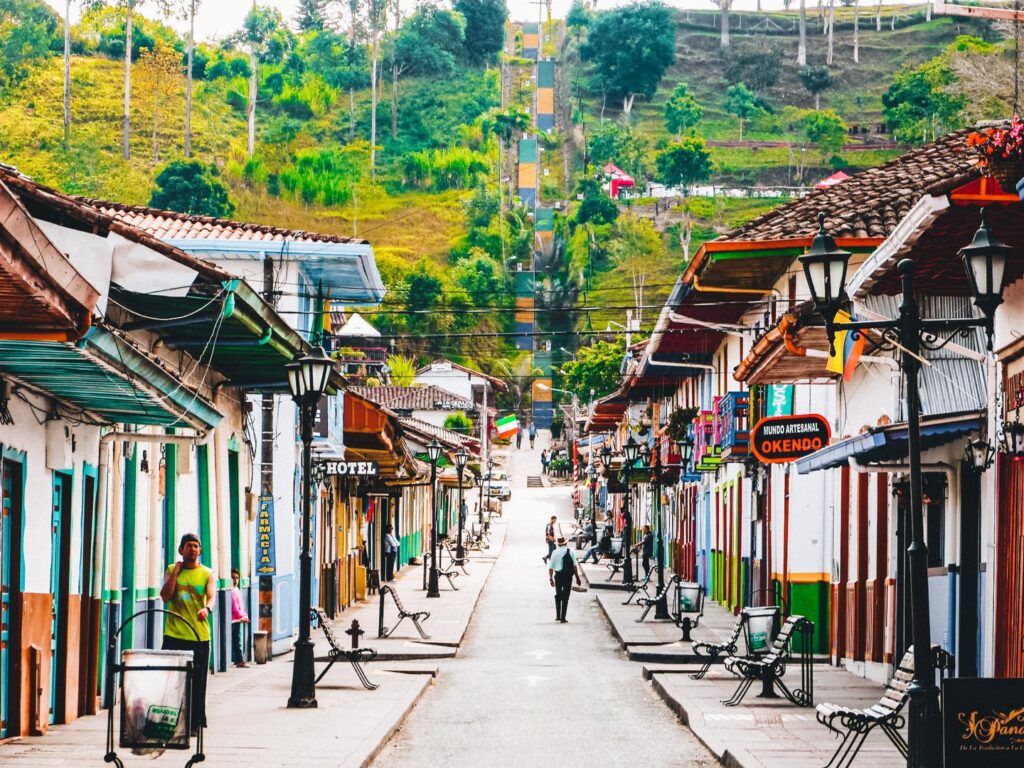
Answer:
[604, 537, 628, 582]
[722, 615, 815, 707]
[442, 538, 470, 575]
[815, 645, 953, 768]
[635, 574, 680, 622]
[378, 585, 431, 640]
[691, 615, 743, 679]
[311, 608, 378, 690]
[622, 567, 654, 605]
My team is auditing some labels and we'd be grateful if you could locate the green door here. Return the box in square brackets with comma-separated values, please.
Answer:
[50, 471, 72, 724]
[0, 457, 24, 738]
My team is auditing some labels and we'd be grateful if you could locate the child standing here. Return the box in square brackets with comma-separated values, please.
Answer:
[230, 569, 250, 668]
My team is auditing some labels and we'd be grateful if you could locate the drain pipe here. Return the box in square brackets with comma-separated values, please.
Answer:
[97, 429, 206, 708]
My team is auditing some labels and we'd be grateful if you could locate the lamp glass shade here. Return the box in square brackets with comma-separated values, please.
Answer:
[300, 347, 335, 397]
[454, 447, 468, 473]
[601, 445, 612, 464]
[966, 438, 993, 470]
[286, 361, 305, 399]
[743, 605, 781, 655]
[799, 213, 851, 312]
[427, 439, 442, 464]
[960, 209, 1011, 313]
[676, 582, 703, 615]
[639, 443, 652, 467]
[676, 437, 694, 466]
[623, 437, 640, 464]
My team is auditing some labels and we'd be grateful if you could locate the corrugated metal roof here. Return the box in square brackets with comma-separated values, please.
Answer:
[863, 295, 987, 418]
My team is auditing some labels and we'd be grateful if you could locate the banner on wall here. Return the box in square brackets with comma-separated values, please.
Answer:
[943, 678, 1024, 767]
[765, 384, 794, 417]
[256, 495, 276, 575]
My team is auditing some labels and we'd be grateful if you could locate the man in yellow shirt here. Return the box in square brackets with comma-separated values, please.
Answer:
[160, 533, 215, 734]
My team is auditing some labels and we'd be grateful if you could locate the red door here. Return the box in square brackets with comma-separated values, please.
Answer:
[995, 457, 1024, 677]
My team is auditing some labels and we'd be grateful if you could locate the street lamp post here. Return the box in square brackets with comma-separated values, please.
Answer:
[475, 472, 484, 526]
[640, 441, 671, 620]
[426, 439, 442, 598]
[799, 210, 1010, 768]
[286, 346, 336, 709]
[454, 447, 469, 560]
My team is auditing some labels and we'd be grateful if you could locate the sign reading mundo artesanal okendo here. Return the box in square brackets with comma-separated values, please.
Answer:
[943, 678, 1024, 767]
[750, 414, 831, 464]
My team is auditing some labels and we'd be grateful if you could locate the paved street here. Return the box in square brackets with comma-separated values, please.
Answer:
[372, 438, 715, 767]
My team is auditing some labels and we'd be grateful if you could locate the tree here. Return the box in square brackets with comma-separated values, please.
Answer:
[610, 215, 664, 325]
[443, 411, 475, 435]
[389, 5, 466, 138]
[295, 0, 328, 31]
[581, 1, 676, 115]
[566, 0, 590, 42]
[724, 45, 782, 93]
[483, 106, 529, 206]
[454, 0, 507, 66]
[238, 4, 281, 158]
[655, 137, 712, 191]
[882, 61, 965, 143]
[150, 161, 235, 217]
[560, 339, 629, 401]
[587, 122, 649, 180]
[135, 42, 183, 161]
[802, 109, 847, 161]
[366, 0, 388, 175]
[711, 0, 731, 48]
[664, 82, 703, 137]
[724, 82, 762, 141]
[183, 0, 200, 157]
[574, 179, 619, 227]
[799, 65, 832, 110]
[386, 354, 417, 386]
[122, 0, 136, 159]
[63, 0, 72, 147]
[798, 0, 807, 65]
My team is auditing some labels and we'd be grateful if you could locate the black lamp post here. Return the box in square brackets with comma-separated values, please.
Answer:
[426, 439, 442, 598]
[799, 210, 1011, 768]
[621, 436, 640, 585]
[454, 446, 469, 560]
[286, 346, 335, 709]
[587, 463, 598, 528]
[475, 472, 484, 526]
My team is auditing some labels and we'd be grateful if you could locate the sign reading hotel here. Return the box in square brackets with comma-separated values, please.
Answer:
[317, 460, 380, 476]
[943, 678, 1024, 767]
[256, 495, 276, 575]
[750, 414, 831, 464]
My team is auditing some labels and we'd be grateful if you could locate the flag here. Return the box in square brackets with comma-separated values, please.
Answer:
[495, 414, 519, 439]
[826, 309, 864, 381]
[365, 497, 375, 524]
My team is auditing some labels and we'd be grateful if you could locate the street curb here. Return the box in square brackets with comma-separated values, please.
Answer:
[352, 674, 435, 768]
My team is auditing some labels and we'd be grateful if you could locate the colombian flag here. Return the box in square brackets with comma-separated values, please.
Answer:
[826, 309, 865, 382]
[495, 414, 519, 439]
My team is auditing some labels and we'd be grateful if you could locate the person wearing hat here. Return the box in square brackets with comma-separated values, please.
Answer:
[547, 535, 581, 622]
[160, 533, 215, 734]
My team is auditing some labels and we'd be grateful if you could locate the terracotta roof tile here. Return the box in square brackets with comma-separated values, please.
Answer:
[79, 199, 368, 245]
[725, 128, 984, 242]
[348, 385, 476, 412]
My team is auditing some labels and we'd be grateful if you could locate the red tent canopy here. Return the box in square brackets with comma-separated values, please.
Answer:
[815, 171, 851, 189]
[604, 163, 635, 198]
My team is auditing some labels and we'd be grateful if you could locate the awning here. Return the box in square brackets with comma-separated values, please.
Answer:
[343, 391, 412, 477]
[795, 411, 983, 474]
[0, 326, 222, 429]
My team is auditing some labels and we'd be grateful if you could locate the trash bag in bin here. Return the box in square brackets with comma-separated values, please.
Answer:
[120, 649, 193, 756]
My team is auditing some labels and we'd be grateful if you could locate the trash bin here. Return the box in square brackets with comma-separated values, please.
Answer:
[120, 649, 192, 752]
[253, 631, 271, 665]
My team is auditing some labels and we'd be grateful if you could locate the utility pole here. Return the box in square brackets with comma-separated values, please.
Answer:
[259, 255, 276, 658]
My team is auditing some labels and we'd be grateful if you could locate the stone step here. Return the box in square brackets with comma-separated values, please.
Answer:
[527, 476, 544, 487]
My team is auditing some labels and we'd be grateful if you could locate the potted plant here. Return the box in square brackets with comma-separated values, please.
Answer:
[665, 407, 699, 443]
[965, 116, 1024, 192]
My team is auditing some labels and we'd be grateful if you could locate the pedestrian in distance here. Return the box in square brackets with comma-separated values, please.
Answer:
[529, 421, 537, 448]
[384, 524, 400, 581]
[632, 524, 655, 578]
[542, 515, 558, 563]
[229, 568, 250, 668]
[159, 533, 214, 735]
[540, 449, 549, 474]
[516, 427, 522, 449]
[548, 536, 581, 622]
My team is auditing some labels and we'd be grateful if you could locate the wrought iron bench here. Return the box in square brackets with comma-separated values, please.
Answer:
[692, 591, 783, 679]
[722, 615, 815, 707]
[635, 574, 681, 622]
[442, 538, 470, 575]
[622, 567, 655, 605]
[815, 645, 953, 768]
[378, 585, 431, 640]
[604, 538, 628, 582]
[311, 608, 378, 690]
[691, 615, 744, 679]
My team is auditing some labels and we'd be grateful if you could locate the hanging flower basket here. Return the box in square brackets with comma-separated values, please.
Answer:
[966, 116, 1024, 192]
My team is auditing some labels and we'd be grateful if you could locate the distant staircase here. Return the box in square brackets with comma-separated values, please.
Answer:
[527, 476, 544, 488]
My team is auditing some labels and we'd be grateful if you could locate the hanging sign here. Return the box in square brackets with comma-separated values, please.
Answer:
[943, 678, 1024, 767]
[317, 460, 380, 476]
[256, 495, 276, 575]
[750, 414, 831, 464]
[765, 385, 794, 417]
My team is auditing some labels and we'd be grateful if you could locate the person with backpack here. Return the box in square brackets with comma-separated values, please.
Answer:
[547, 536, 581, 622]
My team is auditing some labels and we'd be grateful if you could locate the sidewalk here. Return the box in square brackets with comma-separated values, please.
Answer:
[591, 571, 907, 768]
[0, 522, 506, 768]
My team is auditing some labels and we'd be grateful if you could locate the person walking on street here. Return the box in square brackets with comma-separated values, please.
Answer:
[160, 533, 214, 734]
[632, 525, 655, 578]
[540, 449, 549, 474]
[229, 569, 250, 668]
[529, 421, 537, 448]
[384, 524, 400, 581]
[542, 515, 558, 563]
[548, 536, 581, 622]
[516, 427, 522, 449]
